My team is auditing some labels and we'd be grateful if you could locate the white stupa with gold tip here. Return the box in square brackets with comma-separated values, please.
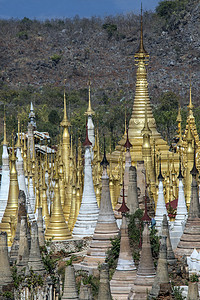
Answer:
[73, 126, 99, 237]
[85, 80, 95, 153]
[0, 111, 10, 222]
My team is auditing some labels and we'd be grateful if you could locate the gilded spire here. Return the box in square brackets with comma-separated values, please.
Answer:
[127, 8, 160, 140]
[187, 80, 194, 117]
[11, 134, 16, 162]
[2, 108, 8, 146]
[186, 121, 193, 142]
[61, 82, 70, 127]
[15, 117, 21, 148]
[85, 80, 95, 116]
[135, 4, 149, 58]
[176, 103, 182, 123]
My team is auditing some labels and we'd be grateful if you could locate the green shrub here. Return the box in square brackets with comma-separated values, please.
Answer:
[102, 23, 117, 39]
[172, 285, 186, 299]
[156, 0, 189, 22]
[17, 31, 28, 40]
[105, 236, 120, 271]
[50, 54, 62, 64]
[189, 274, 199, 282]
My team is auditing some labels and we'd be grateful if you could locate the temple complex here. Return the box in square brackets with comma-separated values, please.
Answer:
[0, 6, 199, 299]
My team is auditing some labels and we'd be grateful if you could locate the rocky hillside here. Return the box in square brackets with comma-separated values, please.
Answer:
[0, 0, 199, 144]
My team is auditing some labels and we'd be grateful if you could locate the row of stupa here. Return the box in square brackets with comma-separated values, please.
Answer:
[0, 9, 200, 298]
[2, 166, 199, 299]
[0, 8, 199, 245]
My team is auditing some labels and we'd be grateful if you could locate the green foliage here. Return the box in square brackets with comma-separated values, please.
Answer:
[189, 274, 199, 282]
[76, 271, 99, 297]
[156, 0, 189, 21]
[66, 255, 78, 266]
[105, 236, 120, 271]
[40, 239, 60, 286]
[102, 23, 117, 39]
[48, 109, 60, 125]
[127, 209, 144, 264]
[11, 265, 25, 289]
[149, 227, 160, 261]
[153, 91, 180, 143]
[156, 1, 177, 19]
[172, 285, 186, 299]
[11, 265, 43, 298]
[50, 54, 62, 64]
[26, 269, 44, 289]
[17, 31, 28, 40]
[0, 291, 14, 300]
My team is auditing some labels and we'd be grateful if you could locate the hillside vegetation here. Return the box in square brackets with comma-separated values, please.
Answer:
[0, 0, 199, 146]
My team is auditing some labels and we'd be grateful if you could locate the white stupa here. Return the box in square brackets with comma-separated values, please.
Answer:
[0, 114, 10, 222]
[155, 160, 168, 233]
[72, 126, 99, 237]
[170, 161, 188, 249]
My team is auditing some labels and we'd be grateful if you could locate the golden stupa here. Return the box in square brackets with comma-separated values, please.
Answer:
[45, 162, 72, 240]
[108, 8, 179, 204]
[0, 137, 19, 246]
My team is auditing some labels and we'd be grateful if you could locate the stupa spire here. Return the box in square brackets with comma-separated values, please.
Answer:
[61, 81, 71, 182]
[85, 79, 95, 116]
[188, 79, 194, 117]
[135, 4, 149, 57]
[3, 107, 8, 146]
[15, 117, 21, 148]
[127, 8, 160, 140]
[61, 84, 70, 127]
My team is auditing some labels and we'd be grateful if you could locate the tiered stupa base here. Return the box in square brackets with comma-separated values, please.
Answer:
[110, 270, 136, 300]
[175, 218, 200, 257]
[80, 222, 119, 271]
[133, 275, 155, 299]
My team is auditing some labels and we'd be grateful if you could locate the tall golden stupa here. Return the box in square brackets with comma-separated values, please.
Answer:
[108, 8, 176, 206]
